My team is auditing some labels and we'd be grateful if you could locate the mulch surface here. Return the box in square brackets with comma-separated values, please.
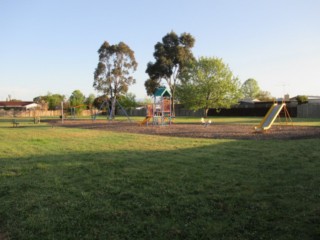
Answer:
[51, 120, 320, 140]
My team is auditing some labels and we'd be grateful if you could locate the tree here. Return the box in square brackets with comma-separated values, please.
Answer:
[256, 90, 274, 101]
[69, 90, 85, 107]
[145, 31, 195, 115]
[45, 93, 65, 110]
[33, 96, 49, 110]
[85, 93, 96, 108]
[69, 90, 86, 114]
[241, 78, 260, 99]
[296, 95, 308, 104]
[93, 41, 138, 118]
[93, 95, 107, 110]
[177, 57, 242, 117]
[117, 92, 137, 110]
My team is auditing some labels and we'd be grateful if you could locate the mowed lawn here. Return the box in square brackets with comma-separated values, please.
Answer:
[0, 119, 319, 239]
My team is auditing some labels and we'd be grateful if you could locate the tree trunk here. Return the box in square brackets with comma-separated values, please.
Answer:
[171, 87, 175, 117]
[111, 97, 116, 119]
[204, 108, 208, 118]
[171, 99, 175, 117]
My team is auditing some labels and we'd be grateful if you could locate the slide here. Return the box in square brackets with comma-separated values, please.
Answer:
[139, 116, 151, 126]
[255, 103, 285, 131]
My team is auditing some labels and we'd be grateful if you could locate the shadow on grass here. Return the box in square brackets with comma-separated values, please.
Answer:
[0, 140, 320, 240]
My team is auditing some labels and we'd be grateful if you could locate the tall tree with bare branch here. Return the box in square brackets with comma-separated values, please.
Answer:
[93, 41, 137, 118]
[145, 31, 195, 115]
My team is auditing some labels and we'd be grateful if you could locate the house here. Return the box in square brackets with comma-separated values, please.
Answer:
[0, 101, 39, 110]
[290, 95, 320, 104]
[238, 98, 261, 108]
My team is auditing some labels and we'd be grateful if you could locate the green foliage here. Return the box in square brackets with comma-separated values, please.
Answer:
[144, 78, 161, 96]
[0, 123, 319, 239]
[296, 95, 308, 104]
[145, 31, 196, 114]
[93, 41, 138, 118]
[69, 90, 86, 115]
[45, 93, 65, 110]
[85, 93, 96, 108]
[93, 95, 108, 110]
[69, 90, 86, 107]
[117, 92, 137, 109]
[177, 57, 242, 117]
[256, 90, 275, 101]
[241, 78, 260, 99]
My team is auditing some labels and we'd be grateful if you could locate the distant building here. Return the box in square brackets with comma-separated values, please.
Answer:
[290, 96, 320, 104]
[0, 101, 39, 110]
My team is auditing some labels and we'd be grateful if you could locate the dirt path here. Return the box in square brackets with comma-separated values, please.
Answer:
[52, 120, 320, 140]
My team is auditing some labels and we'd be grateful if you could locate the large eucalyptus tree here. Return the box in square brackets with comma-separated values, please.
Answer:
[145, 31, 195, 115]
[93, 41, 137, 118]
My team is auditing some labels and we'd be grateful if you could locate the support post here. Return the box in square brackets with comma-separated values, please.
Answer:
[61, 101, 64, 124]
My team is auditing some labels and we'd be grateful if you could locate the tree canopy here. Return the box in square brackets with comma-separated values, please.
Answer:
[69, 90, 86, 107]
[145, 31, 195, 115]
[296, 95, 308, 104]
[256, 90, 274, 101]
[85, 93, 96, 108]
[93, 41, 137, 118]
[177, 57, 242, 117]
[117, 92, 137, 110]
[69, 90, 86, 114]
[241, 78, 260, 99]
[40, 93, 65, 110]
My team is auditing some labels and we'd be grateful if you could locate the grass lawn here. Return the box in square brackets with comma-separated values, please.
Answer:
[0, 118, 319, 239]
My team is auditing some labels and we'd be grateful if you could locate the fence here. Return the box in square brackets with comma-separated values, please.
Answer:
[0, 109, 98, 118]
[116, 104, 299, 118]
[297, 104, 320, 118]
[3, 104, 318, 118]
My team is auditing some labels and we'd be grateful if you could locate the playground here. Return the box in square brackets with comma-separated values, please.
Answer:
[53, 119, 320, 140]
[53, 87, 320, 140]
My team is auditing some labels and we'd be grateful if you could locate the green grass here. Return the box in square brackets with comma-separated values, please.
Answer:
[0, 119, 320, 239]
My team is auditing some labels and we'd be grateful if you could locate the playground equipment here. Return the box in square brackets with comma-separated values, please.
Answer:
[201, 118, 212, 127]
[92, 97, 131, 122]
[31, 107, 41, 124]
[140, 87, 173, 126]
[255, 102, 292, 132]
[70, 104, 90, 119]
[139, 116, 152, 126]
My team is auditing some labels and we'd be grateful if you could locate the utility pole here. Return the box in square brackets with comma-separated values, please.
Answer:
[61, 101, 64, 124]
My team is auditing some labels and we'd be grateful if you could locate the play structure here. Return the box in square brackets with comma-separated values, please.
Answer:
[93, 97, 131, 122]
[255, 102, 292, 132]
[70, 104, 91, 119]
[140, 87, 173, 126]
[201, 118, 212, 127]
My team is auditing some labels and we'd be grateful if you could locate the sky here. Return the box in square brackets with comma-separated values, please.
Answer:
[0, 0, 319, 101]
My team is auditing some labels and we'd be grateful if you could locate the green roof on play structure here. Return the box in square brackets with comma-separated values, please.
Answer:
[154, 87, 171, 97]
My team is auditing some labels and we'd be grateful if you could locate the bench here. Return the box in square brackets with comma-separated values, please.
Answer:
[12, 119, 20, 127]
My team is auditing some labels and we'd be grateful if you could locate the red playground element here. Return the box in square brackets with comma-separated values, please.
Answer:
[141, 87, 173, 126]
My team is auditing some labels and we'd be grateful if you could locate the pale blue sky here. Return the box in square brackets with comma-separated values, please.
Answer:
[1, 0, 319, 101]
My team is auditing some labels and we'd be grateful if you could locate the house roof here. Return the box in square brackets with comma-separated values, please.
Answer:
[239, 98, 261, 103]
[154, 87, 171, 97]
[0, 101, 37, 109]
[290, 95, 320, 100]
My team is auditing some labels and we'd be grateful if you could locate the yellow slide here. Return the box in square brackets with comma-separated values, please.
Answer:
[139, 116, 151, 126]
[255, 103, 286, 131]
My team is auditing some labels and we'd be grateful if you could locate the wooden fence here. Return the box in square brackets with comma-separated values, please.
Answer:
[1, 104, 318, 118]
[297, 104, 320, 118]
[0, 109, 99, 118]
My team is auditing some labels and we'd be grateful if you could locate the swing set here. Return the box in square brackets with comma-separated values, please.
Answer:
[92, 97, 131, 122]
